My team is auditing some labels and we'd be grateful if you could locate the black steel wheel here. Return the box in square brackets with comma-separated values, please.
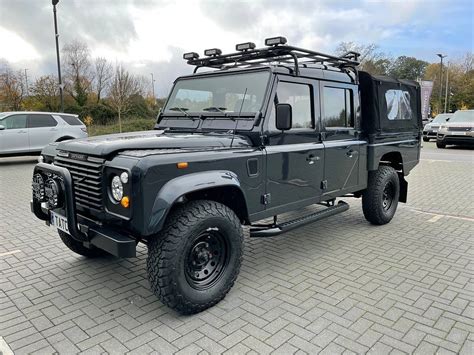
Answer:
[147, 200, 244, 315]
[185, 231, 229, 290]
[362, 165, 400, 225]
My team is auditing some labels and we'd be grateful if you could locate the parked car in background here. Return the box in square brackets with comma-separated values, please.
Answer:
[0, 112, 87, 157]
[423, 113, 451, 142]
[436, 110, 474, 148]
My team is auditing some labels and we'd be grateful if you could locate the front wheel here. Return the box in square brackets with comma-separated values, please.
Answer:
[362, 166, 400, 225]
[146, 200, 244, 315]
[423, 137, 429, 142]
[436, 141, 446, 148]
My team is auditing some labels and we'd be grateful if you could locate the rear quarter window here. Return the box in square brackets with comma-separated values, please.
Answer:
[60, 115, 83, 126]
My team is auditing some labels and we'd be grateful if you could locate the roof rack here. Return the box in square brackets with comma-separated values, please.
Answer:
[183, 37, 360, 77]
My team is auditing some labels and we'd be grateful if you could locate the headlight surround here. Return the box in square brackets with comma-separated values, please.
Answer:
[110, 175, 124, 202]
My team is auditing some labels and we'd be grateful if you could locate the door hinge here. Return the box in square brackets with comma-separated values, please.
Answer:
[261, 193, 271, 205]
[321, 180, 328, 190]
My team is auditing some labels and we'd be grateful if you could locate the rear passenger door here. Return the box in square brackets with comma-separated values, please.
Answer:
[320, 83, 363, 195]
[27, 114, 59, 151]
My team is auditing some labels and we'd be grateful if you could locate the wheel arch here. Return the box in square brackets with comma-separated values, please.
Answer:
[378, 152, 408, 203]
[55, 136, 75, 142]
[146, 171, 250, 236]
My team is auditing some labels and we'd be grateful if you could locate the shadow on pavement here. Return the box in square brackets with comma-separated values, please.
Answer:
[0, 156, 38, 166]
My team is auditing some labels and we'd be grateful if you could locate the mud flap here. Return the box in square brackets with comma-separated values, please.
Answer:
[398, 173, 408, 203]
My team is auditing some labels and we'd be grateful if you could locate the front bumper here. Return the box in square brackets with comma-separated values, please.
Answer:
[437, 132, 474, 145]
[31, 163, 136, 257]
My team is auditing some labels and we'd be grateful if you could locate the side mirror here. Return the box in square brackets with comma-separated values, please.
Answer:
[275, 103, 292, 131]
[0, 125, 5, 130]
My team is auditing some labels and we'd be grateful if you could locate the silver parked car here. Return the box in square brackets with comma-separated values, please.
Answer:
[436, 110, 474, 148]
[423, 113, 451, 142]
[0, 112, 88, 156]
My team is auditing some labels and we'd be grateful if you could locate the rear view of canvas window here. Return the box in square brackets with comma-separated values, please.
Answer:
[385, 90, 412, 121]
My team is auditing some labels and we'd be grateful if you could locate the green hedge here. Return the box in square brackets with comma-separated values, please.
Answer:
[88, 118, 156, 136]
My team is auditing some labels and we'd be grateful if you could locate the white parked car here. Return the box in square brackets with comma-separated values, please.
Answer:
[0, 112, 88, 156]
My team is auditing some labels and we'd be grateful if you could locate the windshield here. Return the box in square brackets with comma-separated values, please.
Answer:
[432, 114, 451, 123]
[164, 71, 270, 114]
[450, 110, 474, 123]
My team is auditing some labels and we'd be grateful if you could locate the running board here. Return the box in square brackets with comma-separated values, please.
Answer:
[250, 201, 349, 238]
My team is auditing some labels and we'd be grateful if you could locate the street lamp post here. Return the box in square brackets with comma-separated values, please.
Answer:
[150, 73, 156, 104]
[52, 0, 64, 112]
[436, 53, 447, 114]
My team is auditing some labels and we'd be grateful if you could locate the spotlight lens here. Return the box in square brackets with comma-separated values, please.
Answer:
[120, 172, 129, 184]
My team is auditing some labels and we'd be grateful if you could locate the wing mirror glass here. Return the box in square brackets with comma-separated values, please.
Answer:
[275, 103, 292, 131]
[0, 124, 5, 130]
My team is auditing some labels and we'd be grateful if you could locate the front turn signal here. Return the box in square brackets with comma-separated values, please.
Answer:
[121, 196, 130, 208]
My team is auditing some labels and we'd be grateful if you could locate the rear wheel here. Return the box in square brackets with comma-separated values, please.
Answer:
[58, 230, 108, 257]
[146, 200, 244, 315]
[362, 166, 400, 225]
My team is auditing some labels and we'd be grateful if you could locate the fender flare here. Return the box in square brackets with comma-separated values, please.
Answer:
[145, 170, 247, 235]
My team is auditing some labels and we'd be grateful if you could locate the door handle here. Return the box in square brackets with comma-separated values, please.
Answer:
[346, 150, 358, 158]
[18, 130, 27, 134]
[306, 154, 320, 165]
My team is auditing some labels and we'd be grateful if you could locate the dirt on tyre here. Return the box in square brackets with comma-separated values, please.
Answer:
[436, 141, 446, 148]
[58, 230, 108, 257]
[146, 200, 244, 315]
[362, 165, 400, 225]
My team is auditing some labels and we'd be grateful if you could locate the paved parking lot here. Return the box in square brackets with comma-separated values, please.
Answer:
[1, 142, 473, 354]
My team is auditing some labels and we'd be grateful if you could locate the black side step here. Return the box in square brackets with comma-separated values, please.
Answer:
[250, 201, 349, 238]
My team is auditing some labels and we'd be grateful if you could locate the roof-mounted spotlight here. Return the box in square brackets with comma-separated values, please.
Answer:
[183, 52, 199, 60]
[265, 36, 287, 46]
[204, 48, 222, 57]
[236, 42, 256, 52]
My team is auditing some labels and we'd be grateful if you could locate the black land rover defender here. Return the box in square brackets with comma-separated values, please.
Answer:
[31, 37, 421, 314]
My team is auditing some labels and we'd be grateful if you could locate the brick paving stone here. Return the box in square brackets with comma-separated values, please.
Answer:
[1, 152, 473, 354]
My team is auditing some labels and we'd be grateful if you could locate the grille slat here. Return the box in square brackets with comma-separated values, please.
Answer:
[448, 126, 471, 132]
[55, 154, 105, 216]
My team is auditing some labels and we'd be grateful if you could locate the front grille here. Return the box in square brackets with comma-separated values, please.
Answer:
[431, 125, 439, 129]
[54, 155, 105, 216]
[448, 126, 471, 132]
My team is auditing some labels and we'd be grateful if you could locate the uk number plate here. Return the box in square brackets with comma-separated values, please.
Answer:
[50, 211, 69, 234]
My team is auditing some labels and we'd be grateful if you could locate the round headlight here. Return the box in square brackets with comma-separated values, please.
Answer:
[120, 171, 129, 184]
[111, 176, 123, 202]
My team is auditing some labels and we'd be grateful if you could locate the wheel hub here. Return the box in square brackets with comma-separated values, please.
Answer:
[185, 231, 228, 289]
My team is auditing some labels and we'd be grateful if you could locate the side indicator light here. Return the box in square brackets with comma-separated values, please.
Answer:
[121, 196, 130, 208]
[177, 162, 189, 169]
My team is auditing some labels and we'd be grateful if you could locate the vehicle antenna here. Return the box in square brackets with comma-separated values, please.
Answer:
[231, 88, 247, 147]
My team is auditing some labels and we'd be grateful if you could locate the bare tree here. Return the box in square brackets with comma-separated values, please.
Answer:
[62, 40, 92, 106]
[0, 62, 25, 110]
[336, 42, 392, 75]
[32, 75, 60, 111]
[109, 65, 142, 133]
[94, 57, 113, 103]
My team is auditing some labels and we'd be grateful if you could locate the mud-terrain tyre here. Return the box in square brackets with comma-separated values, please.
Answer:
[436, 141, 446, 148]
[423, 137, 429, 142]
[58, 230, 108, 257]
[147, 200, 244, 315]
[362, 166, 400, 225]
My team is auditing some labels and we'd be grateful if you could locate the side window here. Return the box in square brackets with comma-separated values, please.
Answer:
[0, 114, 27, 129]
[60, 115, 82, 126]
[276, 82, 313, 129]
[28, 114, 57, 128]
[385, 89, 412, 120]
[322, 87, 353, 128]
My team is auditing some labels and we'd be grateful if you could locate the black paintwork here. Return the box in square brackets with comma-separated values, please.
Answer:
[31, 63, 421, 257]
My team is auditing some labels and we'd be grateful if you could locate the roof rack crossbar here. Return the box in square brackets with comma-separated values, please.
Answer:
[186, 45, 360, 76]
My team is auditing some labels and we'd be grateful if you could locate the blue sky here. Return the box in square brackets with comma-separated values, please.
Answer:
[0, 0, 472, 95]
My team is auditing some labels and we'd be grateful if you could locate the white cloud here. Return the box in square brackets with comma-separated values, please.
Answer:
[0, 27, 40, 62]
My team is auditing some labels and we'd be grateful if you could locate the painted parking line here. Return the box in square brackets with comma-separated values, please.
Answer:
[404, 206, 474, 222]
[0, 250, 21, 257]
[0, 337, 14, 355]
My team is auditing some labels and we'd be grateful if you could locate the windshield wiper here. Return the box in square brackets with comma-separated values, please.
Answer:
[168, 107, 190, 116]
[202, 107, 227, 114]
